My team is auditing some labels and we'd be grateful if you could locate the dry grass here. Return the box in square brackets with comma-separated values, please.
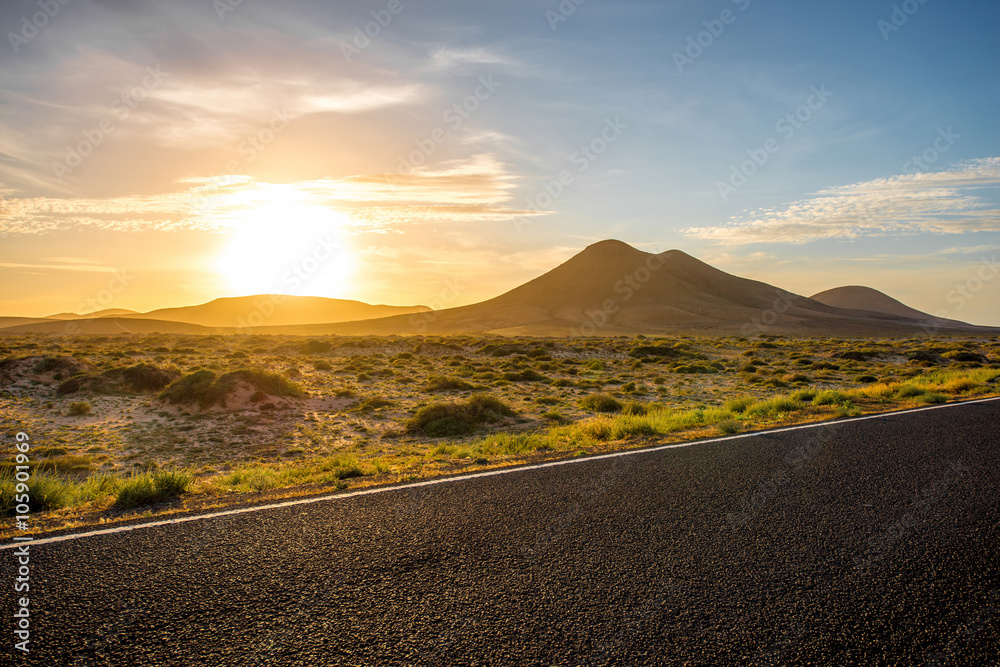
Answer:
[0, 332, 996, 529]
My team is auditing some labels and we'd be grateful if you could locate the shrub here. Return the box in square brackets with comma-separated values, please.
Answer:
[942, 378, 980, 394]
[302, 340, 333, 354]
[835, 402, 862, 418]
[746, 396, 801, 417]
[425, 376, 477, 392]
[942, 351, 986, 363]
[220, 465, 280, 492]
[580, 393, 622, 413]
[472, 432, 550, 456]
[622, 401, 647, 416]
[76, 473, 121, 504]
[837, 349, 878, 361]
[407, 394, 517, 437]
[674, 364, 718, 374]
[160, 368, 304, 409]
[573, 416, 659, 441]
[916, 392, 947, 404]
[811, 361, 840, 371]
[855, 375, 878, 384]
[852, 382, 897, 400]
[150, 470, 193, 497]
[725, 397, 754, 414]
[502, 369, 550, 383]
[895, 385, 926, 399]
[0, 472, 73, 514]
[908, 350, 941, 364]
[58, 364, 180, 396]
[629, 345, 689, 359]
[314, 361, 333, 371]
[814, 390, 848, 406]
[791, 389, 817, 403]
[68, 401, 92, 416]
[353, 396, 395, 413]
[717, 419, 741, 435]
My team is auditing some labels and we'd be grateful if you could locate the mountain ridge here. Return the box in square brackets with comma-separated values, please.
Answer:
[2, 241, 995, 335]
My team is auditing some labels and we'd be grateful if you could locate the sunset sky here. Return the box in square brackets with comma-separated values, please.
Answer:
[1, 0, 998, 324]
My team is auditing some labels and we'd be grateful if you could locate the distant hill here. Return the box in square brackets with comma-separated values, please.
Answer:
[3, 242, 996, 337]
[117, 296, 431, 328]
[46, 308, 140, 320]
[303, 240, 997, 336]
[0, 317, 57, 330]
[0, 318, 212, 335]
[809, 286, 968, 327]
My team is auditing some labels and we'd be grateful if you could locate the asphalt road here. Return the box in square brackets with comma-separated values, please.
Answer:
[6, 398, 1000, 666]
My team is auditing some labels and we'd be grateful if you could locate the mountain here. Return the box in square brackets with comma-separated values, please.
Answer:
[809, 286, 967, 326]
[2, 242, 995, 337]
[302, 240, 994, 336]
[46, 308, 140, 320]
[116, 296, 431, 328]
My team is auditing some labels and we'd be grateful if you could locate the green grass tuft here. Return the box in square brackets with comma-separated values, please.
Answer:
[113, 469, 192, 509]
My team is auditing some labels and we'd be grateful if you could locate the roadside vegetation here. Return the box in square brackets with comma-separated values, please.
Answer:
[0, 333, 997, 528]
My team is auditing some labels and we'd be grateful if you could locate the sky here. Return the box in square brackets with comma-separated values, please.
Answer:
[0, 0, 998, 325]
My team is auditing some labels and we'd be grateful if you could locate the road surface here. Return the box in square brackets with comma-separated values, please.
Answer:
[5, 398, 1000, 665]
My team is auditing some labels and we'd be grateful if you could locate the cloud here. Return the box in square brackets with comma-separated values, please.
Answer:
[685, 159, 1000, 244]
[146, 77, 428, 146]
[0, 155, 545, 235]
[831, 245, 1000, 265]
[0, 261, 114, 273]
[0, 27, 432, 193]
[426, 47, 517, 72]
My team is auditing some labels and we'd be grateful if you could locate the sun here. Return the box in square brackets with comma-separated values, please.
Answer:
[210, 183, 356, 297]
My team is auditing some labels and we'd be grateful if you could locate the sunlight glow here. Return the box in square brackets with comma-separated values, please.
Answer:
[210, 183, 356, 297]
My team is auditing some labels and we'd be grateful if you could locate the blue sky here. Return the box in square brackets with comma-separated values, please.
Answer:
[1, 0, 998, 324]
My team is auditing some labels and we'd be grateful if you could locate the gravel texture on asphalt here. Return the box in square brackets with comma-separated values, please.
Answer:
[6, 399, 1000, 666]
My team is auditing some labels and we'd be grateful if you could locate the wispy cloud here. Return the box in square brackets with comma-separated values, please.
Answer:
[0, 261, 114, 273]
[685, 159, 1000, 244]
[426, 47, 517, 72]
[0, 155, 543, 235]
[147, 77, 427, 146]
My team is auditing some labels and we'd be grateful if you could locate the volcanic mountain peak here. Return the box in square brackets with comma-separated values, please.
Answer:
[577, 240, 696, 264]
[579, 238, 649, 256]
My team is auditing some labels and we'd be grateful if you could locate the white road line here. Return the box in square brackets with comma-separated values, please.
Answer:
[4, 395, 999, 550]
